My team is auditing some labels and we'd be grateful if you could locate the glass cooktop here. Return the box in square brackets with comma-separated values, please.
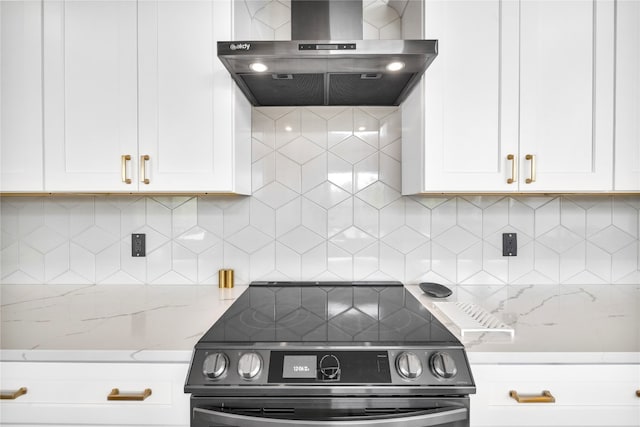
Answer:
[198, 281, 460, 345]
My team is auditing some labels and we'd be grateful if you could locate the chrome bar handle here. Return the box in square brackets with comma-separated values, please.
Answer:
[121, 155, 132, 184]
[140, 155, 150, 184]
[507, 154, 517, 184]
[525, 154, 536, 184]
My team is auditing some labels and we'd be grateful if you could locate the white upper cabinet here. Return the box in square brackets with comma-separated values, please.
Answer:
[137, 0, 250, 193]
[42, 0, 250, 193]
[403, 0, 518, 193]
[519, 0, 614, 191]
[43, 0, 138, 192]
[1, 0, 44, 192]
[44, 0, 138, 192]
[615, 0, 640, 191]
[402, 0, 615, 194]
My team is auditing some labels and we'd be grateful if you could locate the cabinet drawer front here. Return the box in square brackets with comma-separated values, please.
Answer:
[471, 364, 640, 427]
[0, 362, 189, 425]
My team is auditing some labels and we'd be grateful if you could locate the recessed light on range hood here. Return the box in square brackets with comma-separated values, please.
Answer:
[249, 63, 268, 73]
[217, 0, 437, 107]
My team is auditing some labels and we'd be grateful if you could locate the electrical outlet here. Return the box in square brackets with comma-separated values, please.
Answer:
[132, 233, 146, 257]
[502, 233, 517, 256]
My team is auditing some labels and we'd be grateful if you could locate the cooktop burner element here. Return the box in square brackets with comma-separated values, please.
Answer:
[185, 281, 475, 399]
[199, 281, 459, 344]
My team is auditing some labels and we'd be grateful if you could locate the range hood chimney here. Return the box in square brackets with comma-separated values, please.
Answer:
[217, 0, 437, 107]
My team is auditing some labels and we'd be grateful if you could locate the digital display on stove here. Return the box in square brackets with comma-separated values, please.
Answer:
[282, 355, 317, 378]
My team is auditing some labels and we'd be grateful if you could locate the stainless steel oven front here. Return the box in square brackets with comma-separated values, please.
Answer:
[185, 282, 475, 427]
[190, 396, 470, 427]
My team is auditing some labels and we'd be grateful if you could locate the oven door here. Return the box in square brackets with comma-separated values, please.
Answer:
[191, 396, 470, 427]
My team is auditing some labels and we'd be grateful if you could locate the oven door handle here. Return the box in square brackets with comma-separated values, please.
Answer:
[193, 406, 467, 427]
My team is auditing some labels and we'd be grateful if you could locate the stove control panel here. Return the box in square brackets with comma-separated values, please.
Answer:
[190, 347, 473, 389]
[268, 351, 390, 383]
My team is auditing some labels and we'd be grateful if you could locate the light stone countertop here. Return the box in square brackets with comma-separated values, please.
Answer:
[1, 283, 639, 365]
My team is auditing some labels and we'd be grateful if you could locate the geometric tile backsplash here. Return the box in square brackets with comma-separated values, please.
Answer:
[1, 106, 639, 286]
[1, 1, 639, 286]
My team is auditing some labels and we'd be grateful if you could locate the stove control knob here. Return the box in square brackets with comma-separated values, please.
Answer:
[430, 352, 458, 379]
[396, 352, 422, 379]
[203, 353, 228, 379]
[319, 354, 340, 380]
[238, 352, 262, 380]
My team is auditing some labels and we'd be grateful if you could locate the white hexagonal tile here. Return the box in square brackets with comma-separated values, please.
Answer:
[432, 225, 480, 255]
[253, 181, 298, 209]
[305, 181, 351, 209]
[328, 153, 353, 193]
[275, 110, 301, 148]
[279, 226, 324, 254]
[328, 109, 353, 147]
[279, 136, 324, 165]
[276, 242, 301, 279]
[354, 242, 378, 279]
[300, 109, 328, 148]
[327, 242, 353, 280]
[252, 152, 276, 191]
[332, 136, 377, 165]
[301, 198, 327, 238]
[535, 198, 561, 237]
[176, 226, 222, 254]
[379, 243, 404, 281]
[301, 153, 328, 193]
[146, 198, 172, 238]
[197, 243, 224, 284]
[589, 225, 635, 254]
[354, 153, 379, 192]
[354, 198, 379, 238]
[355, 181, 400, 210]
[328, 198, 353, 238]
[276, 152, 302, 193]
[252, 109, 276, 148]
[71, 226, 118, 255]
[381, 226, 428, 254]
[226, 226, 273, 254]
[353, 109, 379, 148]
[254, 0, 290, 29]
[298, 242, 325, 279]
[538, 226, 584, 254]
[173, 197, 198, 238]
[22, 226, 67, 254]
[276, 198, 301, 237]
[330, 226, 376, 255]
[250, 242, 276, 280]
[364, 0, 400, 29]
[379, 152, 400, 191]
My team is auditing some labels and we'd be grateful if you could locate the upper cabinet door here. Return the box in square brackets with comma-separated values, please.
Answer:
[138, 0, 251, 193]
[418, 0, 519, 192]
[43, 0, 138, 192]
[615, 0, 640, 191]
[1, 0, 43, 192]
[519, 0, 614, 191]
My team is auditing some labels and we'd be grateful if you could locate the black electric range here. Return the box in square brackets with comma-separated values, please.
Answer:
[185, 281, 475, 427]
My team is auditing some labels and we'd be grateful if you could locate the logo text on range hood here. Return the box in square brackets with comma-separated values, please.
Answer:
[217, 0, 438, 107]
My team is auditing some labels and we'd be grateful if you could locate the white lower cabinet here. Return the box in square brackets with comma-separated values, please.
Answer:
[0, 361, 190, 427]
[471, 364, 640, 427]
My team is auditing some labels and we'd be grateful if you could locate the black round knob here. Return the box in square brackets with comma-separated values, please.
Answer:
[202, 353, 228, 379]
[319, 354, 340, 380]
[396, 352, 423, 379]
[430, 352, 457, 379]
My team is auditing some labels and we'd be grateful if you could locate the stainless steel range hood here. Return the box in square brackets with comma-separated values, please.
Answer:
[217, 0, 437, 107]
